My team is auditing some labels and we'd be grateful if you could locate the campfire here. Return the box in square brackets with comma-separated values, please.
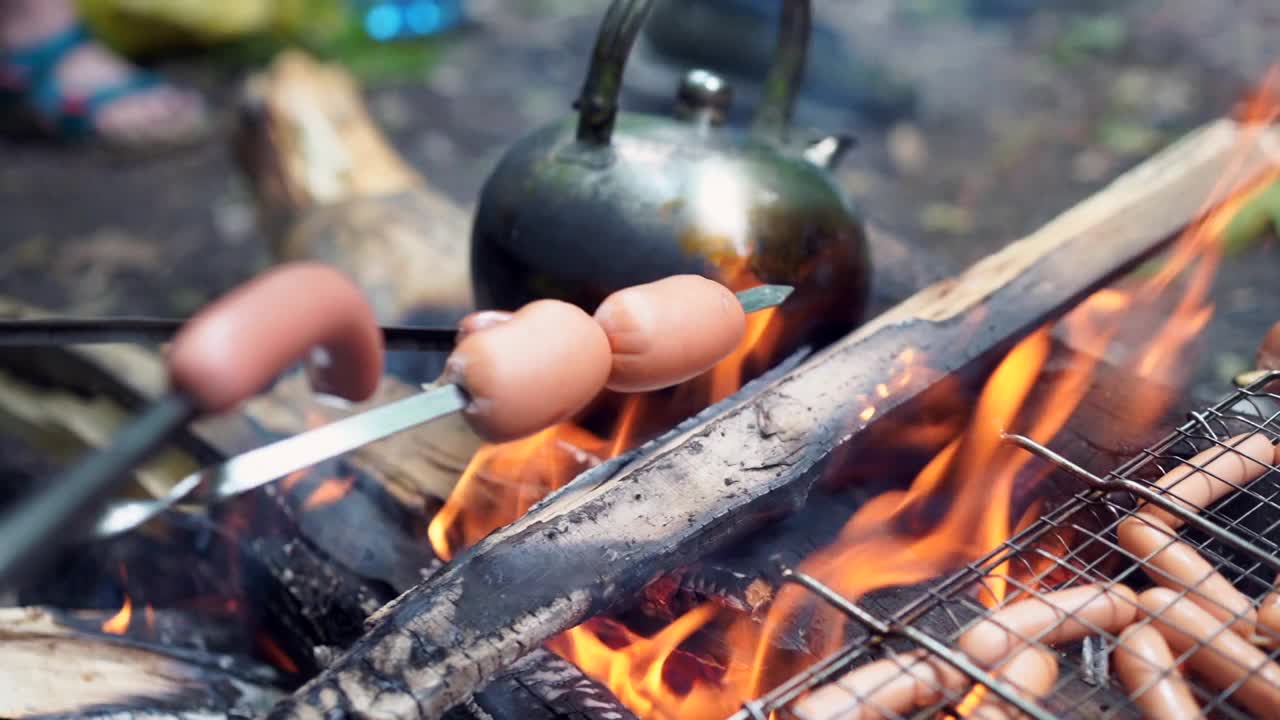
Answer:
[4, 32, 1280, 720]
[407, 71, 1280, 720]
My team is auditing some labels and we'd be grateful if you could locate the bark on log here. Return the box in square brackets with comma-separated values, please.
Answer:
[0, 607, 282, 718]
[452, 649, 640, 720]
[268, 118, 1280, 719]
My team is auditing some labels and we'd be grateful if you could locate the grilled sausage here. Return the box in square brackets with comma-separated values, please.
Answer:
[1137, 433, 1273, 529]
[1141, 587, 1280, 717]
[1257, 579, 1280, 645]
[456, 310, 513, 342]
[791, 645, 1058, 720]
[447, 299, 612, 442]
[1114, 624, 1200, 720]
[593, 275, 747, 393]
[1118, 512, 1256, 637]
[969, 647, 1059, 720]
[169, 262, 383, 412]
[791, 651, 965, 720]
[957, 584, 1138, 669]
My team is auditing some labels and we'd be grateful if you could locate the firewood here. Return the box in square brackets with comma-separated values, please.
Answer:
[0, 607, 282, 718]
[459, 649, 640, 720]
[233, 50, 474, 324]
[267, 117, 1280, 719]
[0, 340, 651, 719]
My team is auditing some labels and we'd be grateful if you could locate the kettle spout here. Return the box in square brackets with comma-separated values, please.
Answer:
[803, 134, 855, 171]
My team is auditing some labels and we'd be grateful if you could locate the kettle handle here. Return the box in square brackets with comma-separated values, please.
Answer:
[574, 0, 810, 146]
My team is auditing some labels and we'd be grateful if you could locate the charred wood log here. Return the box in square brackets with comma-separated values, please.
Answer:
[447, 649, 640, 720]
[0, 607, 281, 718]
[268, 118, 1280, 719]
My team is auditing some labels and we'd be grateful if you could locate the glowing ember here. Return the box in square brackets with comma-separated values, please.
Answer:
[101, 595, 132, 635]
[303, 475, 356, 510]
[258, 634, 300, 674]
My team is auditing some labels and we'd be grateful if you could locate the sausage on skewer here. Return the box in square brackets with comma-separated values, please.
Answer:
[449, 274, 759, 441]
[593, 275, 749, 393]
[170, 262, 385, 411]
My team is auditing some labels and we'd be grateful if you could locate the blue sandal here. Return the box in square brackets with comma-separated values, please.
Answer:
[0, 24, 207, 147]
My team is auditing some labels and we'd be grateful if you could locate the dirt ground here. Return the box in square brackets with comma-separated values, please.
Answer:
[0, 0, 1277, 400]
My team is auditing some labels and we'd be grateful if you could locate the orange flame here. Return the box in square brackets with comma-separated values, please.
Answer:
[101, 595, 132, 635]
[428, 424, 613, 560]
[537, 329, 1054, 720]
[303, 475, 356, 510]
[433, 70, 1280, 720]
[548, 605, 720, 718]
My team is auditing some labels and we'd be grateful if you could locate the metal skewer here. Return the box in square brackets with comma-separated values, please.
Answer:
[0, 285, 792, 351]
[1, 283, 794, 562]
[0, 317, 459, 353]
[86, 284, 793, 540]
[0, 393, 198, 587]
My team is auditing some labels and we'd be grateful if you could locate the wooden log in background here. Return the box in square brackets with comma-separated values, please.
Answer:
[267, 118, 1280, 719]
[0, 607, 282, 718]
[233, 50, 474, 329]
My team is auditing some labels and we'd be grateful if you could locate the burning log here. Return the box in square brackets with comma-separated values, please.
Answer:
[268, 117, 1280, 719]
[457, 649, 640, 720]
[0, 607, 282, 718]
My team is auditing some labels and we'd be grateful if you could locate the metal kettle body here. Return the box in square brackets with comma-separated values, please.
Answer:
[470, 0, 871, 360]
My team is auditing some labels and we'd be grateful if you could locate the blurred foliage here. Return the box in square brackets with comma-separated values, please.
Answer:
[1132, 177, 1279, 280]
[899, 0, 1127, 23]
[1052, 14, 1128, 64]
[79, 0, 452, 84]
[1096, 116, 1164, 156]
[77, 0, 272, 52]
[1222, 177, 1280, 256]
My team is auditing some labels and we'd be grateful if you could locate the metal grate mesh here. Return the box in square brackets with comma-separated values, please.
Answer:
[733, 371, 1280, 720]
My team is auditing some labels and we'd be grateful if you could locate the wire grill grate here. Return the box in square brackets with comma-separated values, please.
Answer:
[733, 371, 1280, 720]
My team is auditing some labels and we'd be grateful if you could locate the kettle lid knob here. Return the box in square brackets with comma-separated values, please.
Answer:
[676, 69, 733, 126]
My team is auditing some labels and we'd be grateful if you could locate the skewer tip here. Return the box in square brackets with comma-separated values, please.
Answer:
[736, 284, 795, 314]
